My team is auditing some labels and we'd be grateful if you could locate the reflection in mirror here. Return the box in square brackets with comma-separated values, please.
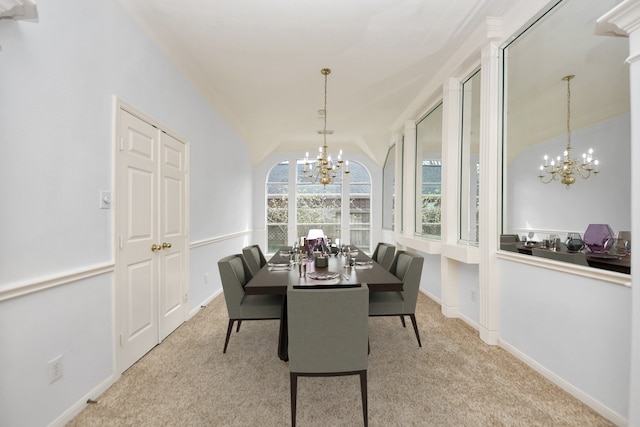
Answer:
[382, 144, 396, 230]
[502, 0, 630, 248]
[415, 102, 443, 238]
[460, 70, 481, 245]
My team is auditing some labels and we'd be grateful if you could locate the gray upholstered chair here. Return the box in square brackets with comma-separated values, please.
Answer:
[217, 254, 283, 353]
[242, 244, 267, 275]
[532, 248, 589, 266]
[369, 250, 424, 347]
[287, 284, 369, 427]
[371, 242, 396, 270]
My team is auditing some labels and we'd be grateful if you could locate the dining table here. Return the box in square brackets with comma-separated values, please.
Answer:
[244, 246, 403, 360]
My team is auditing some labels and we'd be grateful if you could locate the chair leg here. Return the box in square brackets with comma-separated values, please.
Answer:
[360, 370, 368, 427]
[409, 314, 422, 347]
[290, 372, 298, 427]
[223, 320, 235, 353]
[400, 315, 406, 327]
[236, 320, 242, 332]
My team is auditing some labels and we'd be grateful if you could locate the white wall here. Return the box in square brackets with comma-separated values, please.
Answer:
[0, 1, 252, 425]
[499, 259, 631, 420]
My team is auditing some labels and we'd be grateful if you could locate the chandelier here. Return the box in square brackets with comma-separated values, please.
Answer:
[538, 74, 599, 188]
[303, 68, 349, 186]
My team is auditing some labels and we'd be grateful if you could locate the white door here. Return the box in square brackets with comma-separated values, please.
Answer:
[116, 107, 188, 372]
[158, 131, 187, 340]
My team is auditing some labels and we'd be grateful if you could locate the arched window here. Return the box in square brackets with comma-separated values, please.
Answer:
[348, 161, 371, 251]
[266, 161, 289, 253]
[295, 160, 343, 242]
[265, 159, 371, 252]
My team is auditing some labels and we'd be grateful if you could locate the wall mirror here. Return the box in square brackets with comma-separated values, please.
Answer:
[382, 143, 396, 230]
[415, 102, 443, 238]
[502, 0, 630, 247]
[460, 70, 481, 245]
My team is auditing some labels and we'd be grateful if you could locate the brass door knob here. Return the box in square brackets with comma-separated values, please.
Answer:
[151, 244, 162, 252]
[162, 242, 172, 249]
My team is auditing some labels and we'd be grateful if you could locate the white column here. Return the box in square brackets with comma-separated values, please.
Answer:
[341, 161, 350, 245]
[597, 1, 640, 423]
[403, 120, 417, 236]
[440, 78, 462, 317]
[478, 41, 502, 345]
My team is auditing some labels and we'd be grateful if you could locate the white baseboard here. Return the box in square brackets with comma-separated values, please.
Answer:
[188, 288, 223, 319]
[48, 374, 116, 427]
[421, 292, 627, 426]
[420, 288, 441, 304]
[499, 338, 627, 427]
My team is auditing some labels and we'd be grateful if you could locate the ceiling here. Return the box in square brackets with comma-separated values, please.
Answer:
[117, 0, 629, 168]
[117, 0, 517, 166]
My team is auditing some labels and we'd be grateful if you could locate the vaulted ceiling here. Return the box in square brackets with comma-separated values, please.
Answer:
[118, 0, 516, 166]
[118, 0, 628, 168]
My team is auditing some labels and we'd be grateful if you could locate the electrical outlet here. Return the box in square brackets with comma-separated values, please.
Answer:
[204, 273, 209, 284]
[48, 355, 63, 384]
[471, 290, 477, 302]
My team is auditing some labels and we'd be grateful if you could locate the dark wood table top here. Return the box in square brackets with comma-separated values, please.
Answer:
[515, 242, 630, 275]
[244, 247, 403, 295]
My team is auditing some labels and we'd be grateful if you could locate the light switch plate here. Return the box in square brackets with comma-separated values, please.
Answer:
[100, 190, 111, 209]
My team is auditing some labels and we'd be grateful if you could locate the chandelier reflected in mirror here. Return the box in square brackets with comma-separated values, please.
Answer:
[303, 68, 349, 186]
[538, 74, 599, 188]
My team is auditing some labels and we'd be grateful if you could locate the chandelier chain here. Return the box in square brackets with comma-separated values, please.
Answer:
[566, 74, 571, 150]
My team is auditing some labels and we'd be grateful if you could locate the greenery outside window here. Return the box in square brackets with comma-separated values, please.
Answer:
[348, 161, 371, 251]
[415, 102, 443, 238]
[266, 161, 289, 253]
[296, 161, 342, 241]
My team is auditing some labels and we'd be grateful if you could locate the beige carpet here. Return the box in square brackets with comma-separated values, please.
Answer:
[68, 293, 612, 426]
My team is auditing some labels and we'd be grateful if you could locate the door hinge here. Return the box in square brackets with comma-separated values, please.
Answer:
[119, 334, 123, 347]
[119, 137, 124, 151]
[119, 236, 123, 249]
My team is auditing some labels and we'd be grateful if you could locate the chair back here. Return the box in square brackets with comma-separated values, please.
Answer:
[218, 254, 253, 318]
[389, 251, 424, 312]
[532, 248, 589, 266]
[372, 242, 395, 270]
[242, 245, 267, 275]
[287, 284, 369, 373]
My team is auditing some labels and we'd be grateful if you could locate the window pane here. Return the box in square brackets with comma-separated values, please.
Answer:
[266, 161, 289, 252]
[296, 161, 342, 242]
[348, 161, 371, 251]
[460, 70, 480, 245]
[415, 102, 443, 238]
[502, 0, 629, 253]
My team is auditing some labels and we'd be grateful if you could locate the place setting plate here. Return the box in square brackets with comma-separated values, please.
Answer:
[268, 262, 291, 271]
